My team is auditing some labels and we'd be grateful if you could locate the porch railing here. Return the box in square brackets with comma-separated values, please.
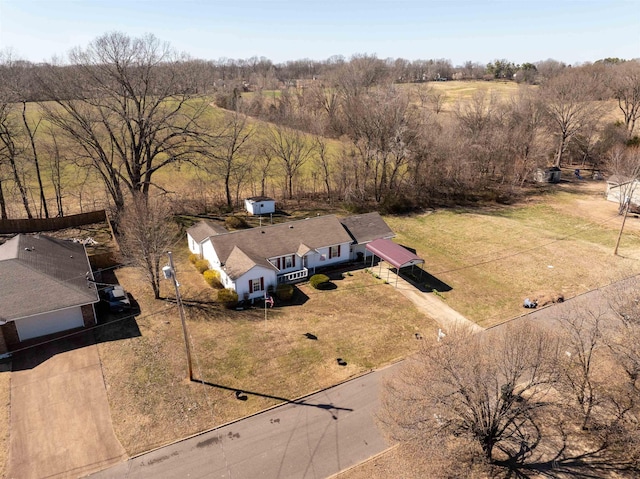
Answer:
[278, 268, 309, 283]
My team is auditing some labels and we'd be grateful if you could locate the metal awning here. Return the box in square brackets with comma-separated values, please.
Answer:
[365, 238, 424, 269]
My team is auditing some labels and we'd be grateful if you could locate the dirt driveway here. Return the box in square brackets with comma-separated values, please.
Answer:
[7, 332, 126, 479]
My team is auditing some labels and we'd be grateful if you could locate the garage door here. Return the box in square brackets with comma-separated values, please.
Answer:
[15, 307, 84, 341]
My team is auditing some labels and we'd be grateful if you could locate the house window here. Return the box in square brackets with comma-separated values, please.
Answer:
[285, 255, 294, 269]
[329, 245, 341, 259]
[249, 277, 264, 293]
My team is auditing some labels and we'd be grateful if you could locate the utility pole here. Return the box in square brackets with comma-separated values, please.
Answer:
[164, 252, 193, 381]
[614, 198, 632, 256]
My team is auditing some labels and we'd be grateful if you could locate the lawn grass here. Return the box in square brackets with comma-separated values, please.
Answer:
[385, 182, 640, 327]
[97, 247, 435, 455]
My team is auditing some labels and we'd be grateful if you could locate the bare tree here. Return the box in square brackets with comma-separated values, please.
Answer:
[39, 32, 216, 212]
[540, 69, 605, 168]
[557, 307, 605, 430]
[21, 101, 48, 217]
[379, 322, 559, 466]
[201, 109, 253, 208]
[0, 101, 32, 218]
[608, 146, 640, 214]
[611, 61, 640, 139]
[313, 136, 333, 201]
[118, 194, 179, 299]
[264, 125, 316, 199]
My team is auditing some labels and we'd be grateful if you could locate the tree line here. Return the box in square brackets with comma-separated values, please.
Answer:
[0, 32, 639, 221]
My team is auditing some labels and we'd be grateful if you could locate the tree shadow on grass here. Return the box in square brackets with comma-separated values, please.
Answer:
[492, 438, 638, 479]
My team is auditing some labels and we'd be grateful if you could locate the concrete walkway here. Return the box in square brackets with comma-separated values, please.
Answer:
[7, 333, 126, 479]
[378, 263, 483, 333]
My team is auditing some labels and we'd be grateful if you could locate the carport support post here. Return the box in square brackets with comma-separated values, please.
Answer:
[167, 252, 194, 381]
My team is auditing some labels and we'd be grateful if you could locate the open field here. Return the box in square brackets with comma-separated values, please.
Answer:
[97, 249, 436, 454]
[386, 179, 640, 327]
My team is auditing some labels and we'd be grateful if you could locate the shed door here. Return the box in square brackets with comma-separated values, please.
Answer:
[15, 307, 85, 341]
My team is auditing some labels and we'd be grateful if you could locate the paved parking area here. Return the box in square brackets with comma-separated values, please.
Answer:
[7, 333, 126, 479]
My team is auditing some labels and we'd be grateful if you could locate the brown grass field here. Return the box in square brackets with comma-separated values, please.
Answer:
[97, 249, 436, 454]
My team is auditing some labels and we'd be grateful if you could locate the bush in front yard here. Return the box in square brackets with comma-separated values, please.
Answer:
[203, 270, 223, 289]
[217, 288, 239, 308]
[194, 259, 209, 274]
[224, 215, 249, 230]
[275, 283, 294, 301]
[309, 274, 331, 290]
[188, 253, 200, 264]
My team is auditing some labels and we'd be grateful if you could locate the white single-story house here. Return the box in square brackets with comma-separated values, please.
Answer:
[187, 220, 228, 257]
[197, 213, 394, 301]
[244, 196, 275, 215]
[606, 175, 640, 206]
[340, 212, 396, 262]
[0, 234, 99, 354]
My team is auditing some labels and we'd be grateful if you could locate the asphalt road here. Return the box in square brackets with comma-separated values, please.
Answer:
[89, 364, 397, 479]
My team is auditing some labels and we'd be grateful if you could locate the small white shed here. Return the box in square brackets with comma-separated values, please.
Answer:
[245, 196, 275, 215]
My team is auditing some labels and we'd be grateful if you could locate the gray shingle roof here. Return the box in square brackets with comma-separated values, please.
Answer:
[210, 215, 353, 279]
[0, 234, 99, 321]
[340, 212, 395, 245]
[187, 220, 228, 243]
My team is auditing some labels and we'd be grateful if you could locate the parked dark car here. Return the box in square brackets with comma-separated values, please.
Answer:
[100, 285, 131, 312]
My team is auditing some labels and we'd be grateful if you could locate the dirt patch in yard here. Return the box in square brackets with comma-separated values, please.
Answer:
[97, 249, 436, 455]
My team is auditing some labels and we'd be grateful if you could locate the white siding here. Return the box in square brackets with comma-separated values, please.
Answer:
[15, 306, 84, 341]
[202, 240, 222, 268]
[305, 242, 351, 269]
[235, 266, 277, 300]
[187, 233, 201, 255]
[244, 199, 275, 215]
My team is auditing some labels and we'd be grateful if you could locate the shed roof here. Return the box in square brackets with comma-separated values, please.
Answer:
[246, 196, 275, 203]
[366, 238, 424, 269]
[340, 212, 395, 245]
[187, 220, 228, 243]
[0, 234, 99, 321]
[607, 175, 634, 186]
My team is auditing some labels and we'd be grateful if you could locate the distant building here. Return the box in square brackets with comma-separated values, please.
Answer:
[244, 196, 276, 216]
[534, 167, 561, 183]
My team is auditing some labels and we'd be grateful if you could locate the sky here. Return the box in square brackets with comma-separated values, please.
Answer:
[0, 0, 639, 66]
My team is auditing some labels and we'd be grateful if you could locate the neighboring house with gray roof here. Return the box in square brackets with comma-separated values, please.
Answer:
[0, 234, 99, 354]
[187, 220, 228, 257]
[340, 212, 396, 261]
[606, 175, 640, 209]
[200, 215, 375, 301]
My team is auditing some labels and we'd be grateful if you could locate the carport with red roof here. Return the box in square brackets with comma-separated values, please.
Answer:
[365, 238, 424, 287]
